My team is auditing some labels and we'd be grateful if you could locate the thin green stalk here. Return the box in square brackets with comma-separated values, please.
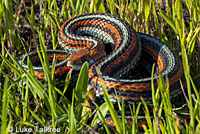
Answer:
[1, 77, 9, 134]
[69, 90, 77, 134]
[144, 0, 152, 34]
[181, 35, 194, 132]
[95, 66, 122, 133]
[4, 0, 15, 50]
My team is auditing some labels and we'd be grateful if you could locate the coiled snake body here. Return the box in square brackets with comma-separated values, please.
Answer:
[57, 13, 183, 104]
[17, 13, 183, 126]
[17, 12, 183, 111]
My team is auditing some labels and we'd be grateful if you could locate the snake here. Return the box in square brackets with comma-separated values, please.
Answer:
[57, 13, 183, 103]
[18, 13, 183, 126]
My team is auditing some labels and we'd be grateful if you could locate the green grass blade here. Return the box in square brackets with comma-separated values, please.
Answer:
[75, 0, 80, 15]
[158, 74, 175, 134]
[22, 81, 29, 122]
[61, 0, 67, 16]
[151, 64, 158, 111]
[181, 34, 194, 132]
[69, 90, 77, 133]
[189, 74, 199, 103]
[69, 0, 76, 13]
[95, 66, 122, 133]
[91, 103, 108, 126]
[89, 0, 95, 13]
[63, 69, 72, 96]
[95, 0, 102, 12]
[160, 10, 178, 34]
[141, 97, 153, 133]
[51, 21, 58, 49]
[4, 0, 15, 50]
[131, 103, 139, 134]
[93, 103, 110, 134]
[99, 1, 106, 13]
[1, 77, 9, 134]
[22, 122, 35, 127]
[135, 103, 141, 127]
[144, 0, 152, 34]
[80, 0, 87, 14]
[188, 26, 200, 54]
[121, 99, 127, 134]
[38, 30, 57, 127]
[29, 109, 46, 126]
[75, 62, 89, 103]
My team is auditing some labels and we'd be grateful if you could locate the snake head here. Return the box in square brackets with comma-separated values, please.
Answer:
[67, 48, 106, 70]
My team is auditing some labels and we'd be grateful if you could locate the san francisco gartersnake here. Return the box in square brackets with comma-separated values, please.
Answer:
[57, 13, 183, 103]
[18, 13, 183, 125]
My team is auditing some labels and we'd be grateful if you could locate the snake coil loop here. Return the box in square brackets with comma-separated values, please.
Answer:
[58, 13, 183, 103]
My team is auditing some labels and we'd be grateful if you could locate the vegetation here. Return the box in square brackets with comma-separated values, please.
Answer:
[0, 0, 200, 133]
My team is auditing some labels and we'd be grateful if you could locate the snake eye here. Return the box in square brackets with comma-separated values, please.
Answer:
[81, 56, 87, 62]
